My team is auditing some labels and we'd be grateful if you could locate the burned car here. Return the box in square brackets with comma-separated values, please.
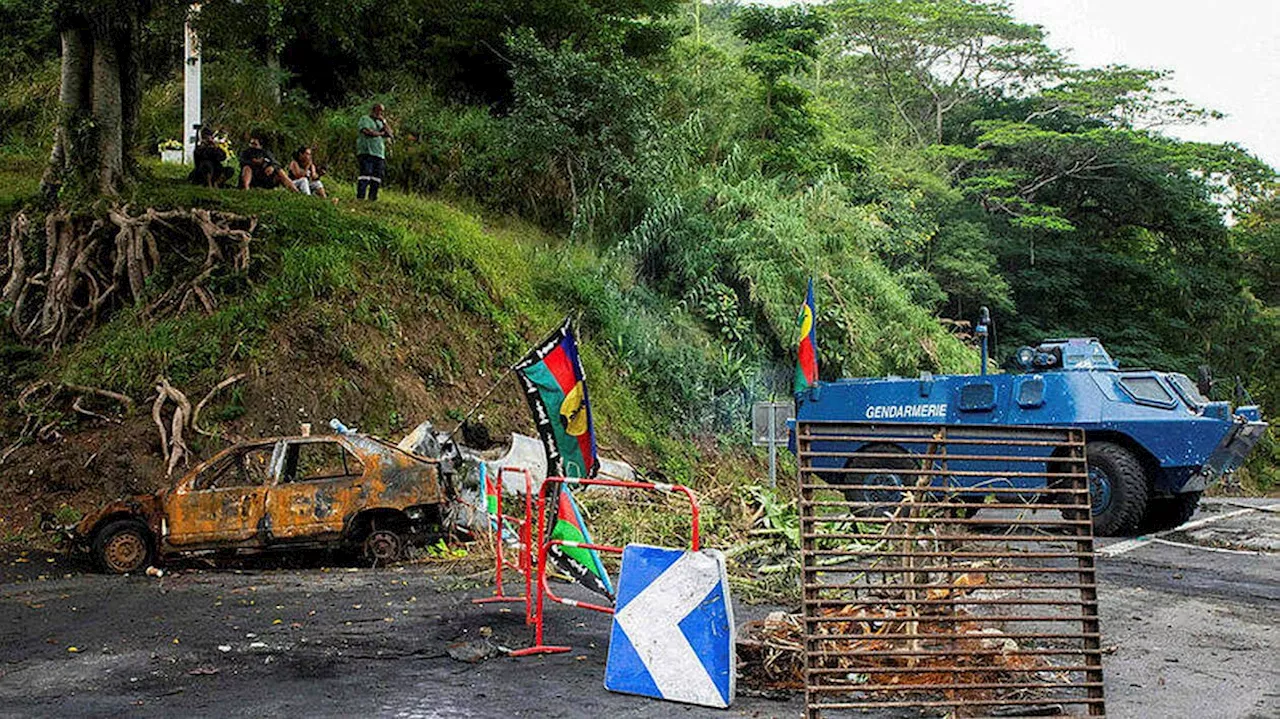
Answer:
[71, 433, 452, 573]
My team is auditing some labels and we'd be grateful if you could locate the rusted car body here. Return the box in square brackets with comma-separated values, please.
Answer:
[73, 433, 451, 573]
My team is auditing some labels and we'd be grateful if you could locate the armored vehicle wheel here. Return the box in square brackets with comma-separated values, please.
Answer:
[1085, 442, 1149, 536]
[1141, 491, 1202, 533]
[833, 444, 916, 515]
[93, 519, 154, 574]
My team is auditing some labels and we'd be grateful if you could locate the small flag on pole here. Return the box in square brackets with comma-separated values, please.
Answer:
[795, 278, 819, 394]
[482, 462, 499, 523]
[548, 486, 615, 597]
[480, 463, 517, 543]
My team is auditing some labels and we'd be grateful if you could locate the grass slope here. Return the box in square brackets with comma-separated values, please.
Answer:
[0, 162, 974, 558]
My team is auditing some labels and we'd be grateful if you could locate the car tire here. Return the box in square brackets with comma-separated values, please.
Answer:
[831, 444, 916, 515]
[1141, 491, 1202, 533]
[93, 519, 154, 574]
[1086, 442, 1149, 536]
[363, 527, 404, 565]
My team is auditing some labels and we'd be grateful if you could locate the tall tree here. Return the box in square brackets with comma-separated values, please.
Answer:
[42, 0, 152, 197]
[733, 4, 829, 174]
[831, 0, 1059, 145]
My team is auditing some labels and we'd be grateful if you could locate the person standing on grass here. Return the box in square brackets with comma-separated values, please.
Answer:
[356, 103, 392, 201]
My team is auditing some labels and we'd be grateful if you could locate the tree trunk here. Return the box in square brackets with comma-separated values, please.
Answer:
[266, 48, 282, 105]
[43, 1, 145, 199]
[118, 8, 143, 179]
[91, 26, 124, 197]
[41, 25, 92, 197]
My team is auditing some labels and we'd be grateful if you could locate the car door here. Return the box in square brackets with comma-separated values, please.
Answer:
[265, 438, 364, 540]
[165, 442, 280, 546]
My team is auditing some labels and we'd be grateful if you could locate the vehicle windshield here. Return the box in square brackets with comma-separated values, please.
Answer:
[1167, 373, 1209, 408]
[1061, 340, 1117, 370]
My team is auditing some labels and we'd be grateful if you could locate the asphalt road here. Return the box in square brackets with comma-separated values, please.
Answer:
[1, 498, 1276, 718]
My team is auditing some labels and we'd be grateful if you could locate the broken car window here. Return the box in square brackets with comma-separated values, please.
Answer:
[193, 446, 275, 490]
[242, 446, 275, 486]
[282, 441, 358, 483]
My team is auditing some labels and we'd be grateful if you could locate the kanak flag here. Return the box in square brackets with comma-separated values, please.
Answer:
[548, 486, 614, 598]
[794, 278, 818, 394]
[512, 317, 598, 480]
[513, 317, 612, 598]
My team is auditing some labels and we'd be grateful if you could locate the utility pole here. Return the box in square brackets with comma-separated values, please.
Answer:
[182, 3, 202, 164]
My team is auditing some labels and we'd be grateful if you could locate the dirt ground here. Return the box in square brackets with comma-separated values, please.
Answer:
[1, 498, 1277, 719]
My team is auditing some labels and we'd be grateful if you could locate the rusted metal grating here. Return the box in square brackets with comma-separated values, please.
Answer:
[797, 421, 1105, 718]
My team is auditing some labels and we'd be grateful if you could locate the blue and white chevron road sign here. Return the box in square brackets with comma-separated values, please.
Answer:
[603, 544, 735, 708]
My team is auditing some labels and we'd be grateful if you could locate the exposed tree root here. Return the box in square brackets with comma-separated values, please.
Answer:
[154, 377, 193, 476]
[1, 205, 256, 350]
[193, 373, 247, 438]
[62, 383, 136, 413]
[1, 380, 135, 465]
[2, 373, 247, 472]
[150, 373, 247, 474]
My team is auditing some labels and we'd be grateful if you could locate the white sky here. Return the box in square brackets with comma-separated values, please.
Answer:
[1008, 0, 1280, 170]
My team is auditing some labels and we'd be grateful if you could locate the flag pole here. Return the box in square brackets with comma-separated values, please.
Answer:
[443, 315, 575, 444]
[442, 365, 515, 444]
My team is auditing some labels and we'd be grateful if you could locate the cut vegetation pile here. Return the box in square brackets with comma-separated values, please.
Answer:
[738, 600, 1059, 695]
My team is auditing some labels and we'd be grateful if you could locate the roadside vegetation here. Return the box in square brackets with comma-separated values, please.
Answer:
[0, 0, 1276, 552]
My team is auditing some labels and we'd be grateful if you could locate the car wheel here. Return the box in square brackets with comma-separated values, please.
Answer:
[1085, 442, 1149, 536]
[363, 528, 404, 565]
[830, 444, 916, 515]
[1141, 491, 1202, 533]
[93, 519, 154, 574]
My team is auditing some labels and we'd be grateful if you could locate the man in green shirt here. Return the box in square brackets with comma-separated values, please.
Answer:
[356, 103, 393, 201]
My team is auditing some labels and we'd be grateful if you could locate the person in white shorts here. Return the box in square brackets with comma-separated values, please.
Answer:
[287, 146, 329, 198]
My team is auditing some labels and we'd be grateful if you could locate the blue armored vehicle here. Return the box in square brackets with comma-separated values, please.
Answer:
[794, 312, 1268, 536]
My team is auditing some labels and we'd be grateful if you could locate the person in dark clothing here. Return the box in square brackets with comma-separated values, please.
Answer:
[238, 133, 299, 192]
[189, 127, 233, 188]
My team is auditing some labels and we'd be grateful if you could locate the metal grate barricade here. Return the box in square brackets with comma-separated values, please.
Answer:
[797, 421, 1105, 718]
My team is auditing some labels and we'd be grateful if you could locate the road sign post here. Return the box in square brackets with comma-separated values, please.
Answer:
[752, 401, 794, 486]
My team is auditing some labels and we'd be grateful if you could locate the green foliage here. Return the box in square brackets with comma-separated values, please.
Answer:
[745, 484, 799, 548]
[424, 538, 468, 560]
[733, 4, 828, 175]
[0, 0, 56, 80]
[502, 28, 661, 234]
[624, 156, 973, 384]
[1, 0, 1277, 485]
[734, 5, 828, 85]
[831, 0, 1061, 144]
[0, 60, 57, 157]
[185, 0, 681, 106]
[52, 503, 82, 525]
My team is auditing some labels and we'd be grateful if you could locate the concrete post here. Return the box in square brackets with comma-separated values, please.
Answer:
[182, 4, 202, 165]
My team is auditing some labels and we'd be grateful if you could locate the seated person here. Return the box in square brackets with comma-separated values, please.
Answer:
[286, 146, 329, 198]
[188, 127, 233, 188]
[238, 133, 299, 192]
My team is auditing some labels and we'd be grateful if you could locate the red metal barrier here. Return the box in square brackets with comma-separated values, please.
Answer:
[507, 476, 701, 657]
[471, 467, 535, 624]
